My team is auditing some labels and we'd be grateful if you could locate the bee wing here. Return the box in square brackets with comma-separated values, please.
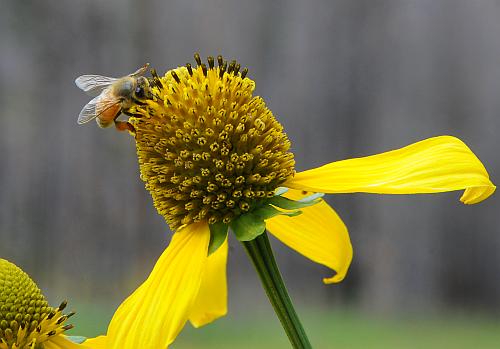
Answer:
[76, 64, 149, 95]
[75, 74, 118, 96]
[128, 63, 150, 77]
[77, 91, 121, 125]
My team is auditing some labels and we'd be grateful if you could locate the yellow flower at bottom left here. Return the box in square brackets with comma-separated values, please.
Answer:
[0, 258, 96, 349]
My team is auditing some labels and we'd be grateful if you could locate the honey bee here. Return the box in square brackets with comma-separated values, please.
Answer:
[75, 64, 151, 132]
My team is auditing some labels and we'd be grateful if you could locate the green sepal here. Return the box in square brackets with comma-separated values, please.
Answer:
[267, 194, 322, 210]
[253, 205, 302, 220]
[66, 336, 87, 344]
[208, 221, 228, 255]
[231, 204, 303, 242]
[274, 187, 289, 196]
[230, 211, 267, 242]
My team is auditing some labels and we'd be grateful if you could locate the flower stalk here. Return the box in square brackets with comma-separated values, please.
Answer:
[242, 232, 313, 349]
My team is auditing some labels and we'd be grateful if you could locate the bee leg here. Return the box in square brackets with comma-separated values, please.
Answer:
[152, 93, 163, 102]
[122, 110, 143, 119]
[114, 120, 135, 133]
[131, 98, 148, 106]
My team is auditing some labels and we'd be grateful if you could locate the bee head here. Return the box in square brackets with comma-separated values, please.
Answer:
[134, 76, 152, 99]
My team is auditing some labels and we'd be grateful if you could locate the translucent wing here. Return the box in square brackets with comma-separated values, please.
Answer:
[129, 63, 150, 77]
[77, 91, 121, 125]
[75, 74, 118, 96]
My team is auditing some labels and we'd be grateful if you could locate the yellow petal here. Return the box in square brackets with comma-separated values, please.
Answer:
[285, 136, 495, 204]
[44, 336, 94, 349]
[189, 238, 228, 328]
[267, 190, 352, 283]
[106, 222, 210, 349]
[82, 336, 107, 349]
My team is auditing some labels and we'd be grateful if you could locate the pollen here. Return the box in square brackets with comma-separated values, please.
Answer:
[128, 54, 295, 230]
[0, 259, 75, 349]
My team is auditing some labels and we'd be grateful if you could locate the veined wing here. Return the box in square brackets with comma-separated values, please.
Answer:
[75, 74, 118, 96]
[77, 91, 121, 125]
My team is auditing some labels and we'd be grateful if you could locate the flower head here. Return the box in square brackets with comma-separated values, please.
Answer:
[91, 54, 495, 349]
[129, 54, 295, 230]
[0, 259, 89, 349]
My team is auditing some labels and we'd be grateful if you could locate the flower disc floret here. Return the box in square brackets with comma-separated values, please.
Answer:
[128, 54, 295, 230]
[0, 259, 74, 349]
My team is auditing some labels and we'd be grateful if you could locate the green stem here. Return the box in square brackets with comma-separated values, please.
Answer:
[242, 232, 312, 349]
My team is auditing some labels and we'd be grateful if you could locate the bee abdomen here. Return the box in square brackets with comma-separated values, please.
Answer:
[96, 117, 114, 128]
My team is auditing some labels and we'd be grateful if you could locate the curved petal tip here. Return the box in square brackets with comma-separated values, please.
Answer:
[460, 185, 496, 204]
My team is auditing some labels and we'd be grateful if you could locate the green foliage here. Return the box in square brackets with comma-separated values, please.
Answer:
[174, 309, 500, 349]
[69, 303, 500, 349]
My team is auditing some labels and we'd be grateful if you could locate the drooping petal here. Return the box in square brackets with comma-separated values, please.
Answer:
[106, 222, 210, 349]
[44, 336, 94, 349]
[285, 136, 495, 204]
[267, 190, 352, 283]
[189, 238, 228, 328]
[82, 336, 107, 349]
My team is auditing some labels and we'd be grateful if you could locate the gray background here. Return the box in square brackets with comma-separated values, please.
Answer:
[1, 0, 499, 332]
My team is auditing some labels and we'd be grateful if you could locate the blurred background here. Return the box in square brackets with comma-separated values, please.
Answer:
[1, 1, 500, 348]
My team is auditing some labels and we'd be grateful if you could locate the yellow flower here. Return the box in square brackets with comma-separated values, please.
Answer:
[0, 258, 94, 349]
[99, 54, 495, 349]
